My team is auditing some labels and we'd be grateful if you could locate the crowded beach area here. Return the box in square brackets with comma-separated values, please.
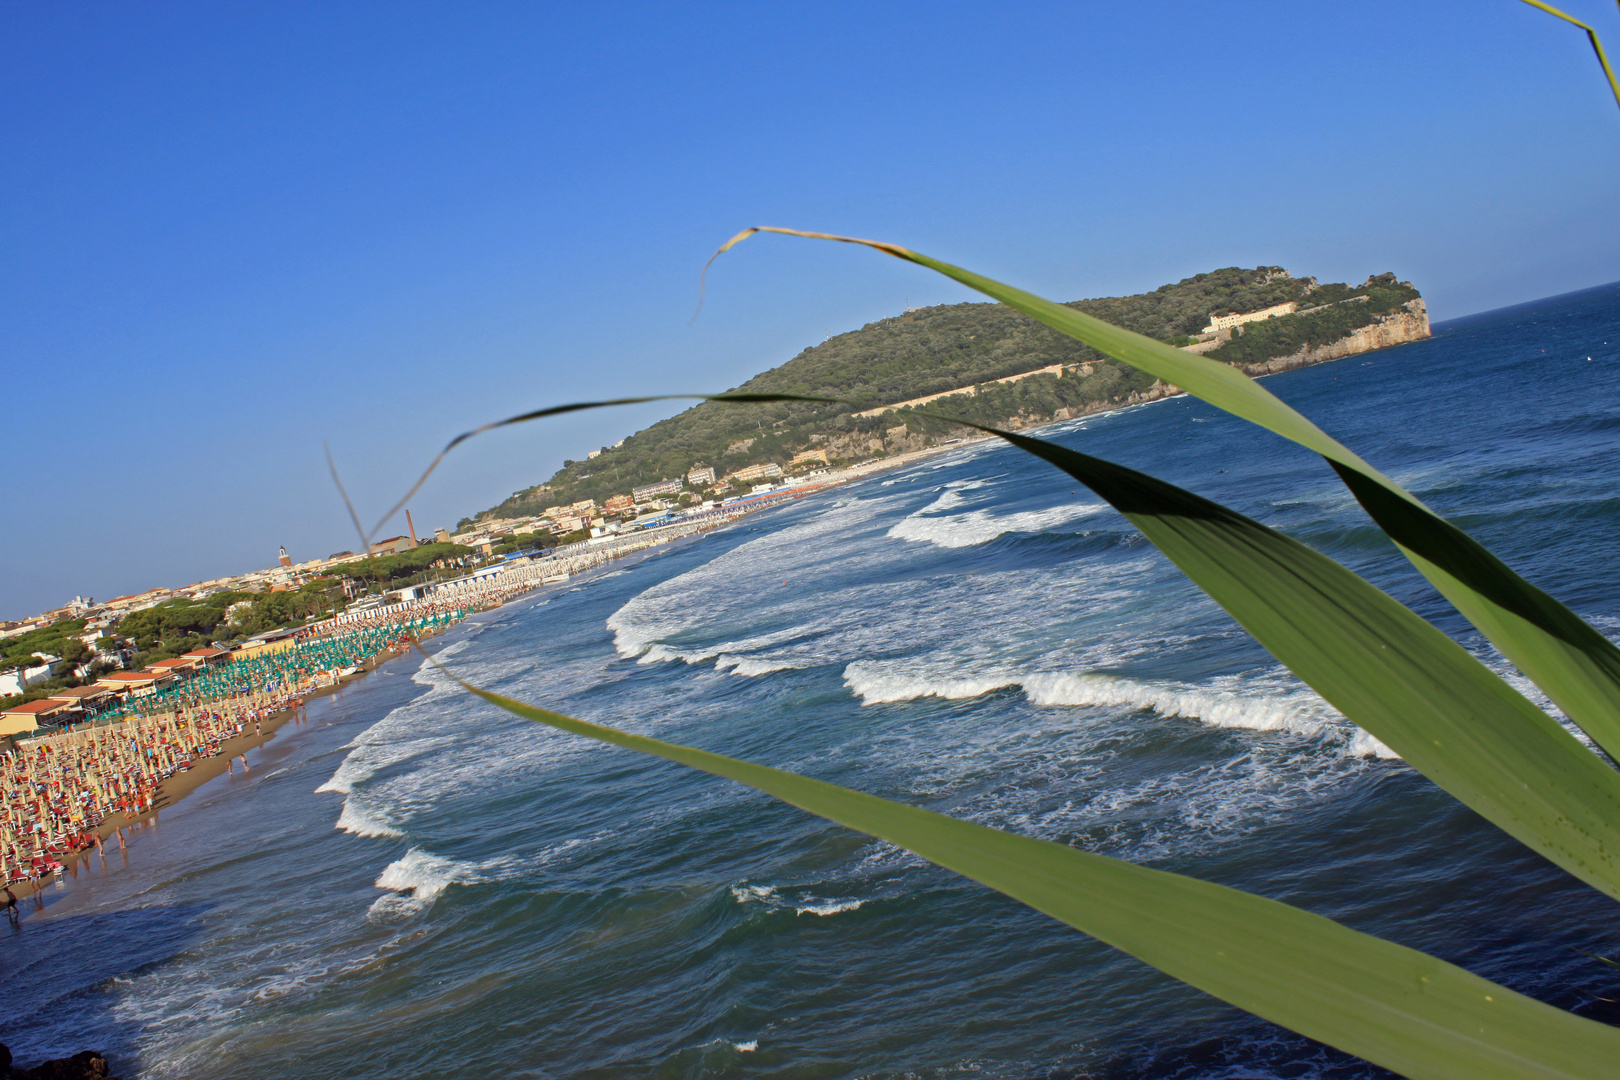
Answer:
[0, 476, 869, 904]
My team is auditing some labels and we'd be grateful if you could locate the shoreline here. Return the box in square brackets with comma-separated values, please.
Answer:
[2, 361, 1350, 909]
[6, 641, 413, 907]
[5, 552, 673, 909]
[8, 424, 1109, 912]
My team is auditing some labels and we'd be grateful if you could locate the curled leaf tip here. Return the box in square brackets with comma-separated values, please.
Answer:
[1519, 0, 1620, 113]
[695, 226, 919, 322]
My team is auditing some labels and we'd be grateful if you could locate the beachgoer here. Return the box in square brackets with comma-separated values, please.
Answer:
[4, 886, 18, 925]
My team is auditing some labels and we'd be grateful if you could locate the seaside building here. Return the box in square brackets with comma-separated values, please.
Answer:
[368, 536, 415, 556]
[632, 478, 683, 501]
[96, 670, 177, 697]
[1200, 301, 1298, 334]
[148, 657, 204, 677]
[687, 464, 716, 487]
[232, 627, 299, 660]
[46, 685, 115, 716]
[724, 462, 784, 486]
[0, 698, 71, 735]
[790, 449, 829, 468]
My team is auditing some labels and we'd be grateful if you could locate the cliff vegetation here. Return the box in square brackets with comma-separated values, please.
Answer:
[467, 267, 1423, 524]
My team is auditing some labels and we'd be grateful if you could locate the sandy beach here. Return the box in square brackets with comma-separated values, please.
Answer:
[4, 642, 415, 908]
[3, 442, 1000, 912]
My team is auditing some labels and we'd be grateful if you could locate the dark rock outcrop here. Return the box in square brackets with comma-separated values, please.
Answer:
[0, 1046, 122, 1080]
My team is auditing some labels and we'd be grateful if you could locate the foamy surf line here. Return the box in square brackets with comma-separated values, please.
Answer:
[796, 899, 864, 917]
[369, 848, 528, 917]
[887, 482, 1108, 550]
[728, 883, 866, 917]
[336, 797, 403, 838]
[842, 662, 1398, 758]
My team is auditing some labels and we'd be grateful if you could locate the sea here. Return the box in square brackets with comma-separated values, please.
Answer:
[5, 282, 1620, 1079]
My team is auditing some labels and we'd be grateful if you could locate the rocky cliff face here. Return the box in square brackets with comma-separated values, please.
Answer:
[888, 298, 1431, 451]
[1234, 299, 1430, 378]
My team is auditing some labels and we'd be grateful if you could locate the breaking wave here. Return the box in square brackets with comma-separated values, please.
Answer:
[335, 797, 402, 838]
[795, 899, 865, 917]
[843, 662, 1021, 704]
[887, 481, 1108, 549]
[889, 502, 1107, 549]
[369, 848, 525, 918]
[843, 661, 1397, 758]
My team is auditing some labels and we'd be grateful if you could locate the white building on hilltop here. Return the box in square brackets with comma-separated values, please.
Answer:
[1201, 301, 1298, 335]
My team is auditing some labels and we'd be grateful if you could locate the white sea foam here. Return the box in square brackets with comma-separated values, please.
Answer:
[1022, 673, 1330, 736]
[842, 660, 1399, 759]
[714, 654, 804, 677]
[336, 797, 402, 838]
[314, 756, 372, 795]
[733, 1041, 759, 1052]
[606, 495, 900, 661]
[795, 899, 864, 916]
[844, 661, 1020, 704]
[1347, 729, 1397, 759]
[888, 499, 1107, 549]
[369, 848, 523, 917]
[1033, 672, 1398, 759]
[729, 884, 777, 903]
[374, 848, 465, 901]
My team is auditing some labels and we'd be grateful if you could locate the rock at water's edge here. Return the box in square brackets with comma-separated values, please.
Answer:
[0, 1045, 122, 1080]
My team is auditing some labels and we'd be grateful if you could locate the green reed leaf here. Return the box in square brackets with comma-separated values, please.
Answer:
[933, 420, 1620, 904]
[400, 383, 1620, 898]
[707, 228, 1620, 771]
[435, 664, 1620, 1080]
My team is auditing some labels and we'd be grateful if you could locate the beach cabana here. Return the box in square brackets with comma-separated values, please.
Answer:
[1, 698, 73, 735]
[232, 628, 299, 661]
[46, 685, 115, 716]
[96, 670, 176, 698]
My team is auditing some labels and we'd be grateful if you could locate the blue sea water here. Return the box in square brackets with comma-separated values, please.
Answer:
[6, 282, 1620, 1079]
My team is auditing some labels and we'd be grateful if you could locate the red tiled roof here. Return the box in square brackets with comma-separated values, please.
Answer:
[2, 699, 70, 716]
[46, 686, 112, 701]
[98, 671, 163, 683]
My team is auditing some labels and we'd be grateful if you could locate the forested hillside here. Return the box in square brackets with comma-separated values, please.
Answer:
[467, 267, 1422, 523]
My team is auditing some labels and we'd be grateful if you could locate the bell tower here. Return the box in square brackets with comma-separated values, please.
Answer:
[279, 545, 291, 567]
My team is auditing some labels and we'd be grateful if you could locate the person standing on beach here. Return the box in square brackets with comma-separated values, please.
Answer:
[4, 886, 19, 925]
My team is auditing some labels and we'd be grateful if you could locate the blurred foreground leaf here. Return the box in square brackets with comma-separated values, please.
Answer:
[443, 667, 1620, 1080]
[708, 227, 1620, 776]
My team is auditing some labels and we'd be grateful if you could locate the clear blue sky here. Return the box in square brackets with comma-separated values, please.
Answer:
[4, 1, 1618, 619]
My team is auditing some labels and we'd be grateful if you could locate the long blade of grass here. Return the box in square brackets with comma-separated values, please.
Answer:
[707, 228, 1620, 770]
[387, 388, 1620, 895]
[431, 658, 1620, 1079]
[921, 417, 1620, 904]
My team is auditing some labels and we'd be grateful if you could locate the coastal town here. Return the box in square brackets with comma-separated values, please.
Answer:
[0, 446, 906, 721]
